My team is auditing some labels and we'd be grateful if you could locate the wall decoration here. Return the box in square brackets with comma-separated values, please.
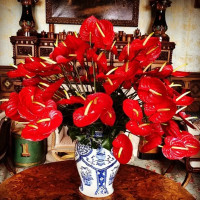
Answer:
[46, 0, 139, 27]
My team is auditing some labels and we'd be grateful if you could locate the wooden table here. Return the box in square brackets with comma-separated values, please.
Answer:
[0, 160, 195, 200]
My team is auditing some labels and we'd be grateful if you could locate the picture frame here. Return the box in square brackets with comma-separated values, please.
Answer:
[46, 0, 139, 27]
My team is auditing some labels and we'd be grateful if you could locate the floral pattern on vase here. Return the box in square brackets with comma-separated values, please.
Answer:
[75, 142, 120, 198]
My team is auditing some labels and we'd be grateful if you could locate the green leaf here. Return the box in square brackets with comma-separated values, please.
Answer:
[102, 137, 112, 151]
[76, 135, 86, 142]
[68, 126, 80, 141]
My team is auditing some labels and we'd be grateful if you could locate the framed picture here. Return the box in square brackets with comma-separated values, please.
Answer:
[46, 0, 139, 27]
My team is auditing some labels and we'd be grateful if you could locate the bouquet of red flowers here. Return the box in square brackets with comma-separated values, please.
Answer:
[1, 16, 200, 164]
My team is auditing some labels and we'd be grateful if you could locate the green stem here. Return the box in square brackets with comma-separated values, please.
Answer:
[92, 59, 96, 93]
[73, 60, 86, 97]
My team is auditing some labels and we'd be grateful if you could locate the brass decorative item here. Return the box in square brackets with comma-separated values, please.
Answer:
[17, 0, 38, 36]
[150, 0, 172, 41]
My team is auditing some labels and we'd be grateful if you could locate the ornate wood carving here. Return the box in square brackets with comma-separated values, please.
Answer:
[17, 46, 32, 56]
[156, 51, 169, 61]
[170, 72, 200, 112]
[39, 47, 54, 57]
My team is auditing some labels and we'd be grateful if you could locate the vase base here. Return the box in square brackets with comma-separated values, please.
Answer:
[79, 187, 114, 199]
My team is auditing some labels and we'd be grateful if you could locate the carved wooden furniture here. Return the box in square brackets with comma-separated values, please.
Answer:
[0, 66, 22, 99]
[0, 160, 195, 199]
[182, 135, 200, 187]
[10, 36, 38, 65]
[170, 72, 200, 112]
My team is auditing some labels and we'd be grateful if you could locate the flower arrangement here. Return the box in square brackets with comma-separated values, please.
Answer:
[1, 16, 200, 164]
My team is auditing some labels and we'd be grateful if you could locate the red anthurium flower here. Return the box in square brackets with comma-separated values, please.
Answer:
[112, 133, 133, 164]
[123, 99, 143, 122]
[138, 76, 167, 104]
[85, 92, 113, 109]
[171, 71, 190, 77]
[86, 48, 98, 61]
[29, 99, 58, 117]
[57, 96, 85, 105]
[179, 133, 200, 157]
[162, 136, 187, 160]
[25, 57, 41, 63]
[158, 64, 173, 78]
[93, 19, 115, 49]
[173, 92, 194, 106]
[100, 107, 116, 126]
[151, 123, 164, 136]
[79, 15, 98, 43]
[65, 34, 86, 50]
[24, 61, 49, 73]
[39, 78, 64, 102]
[144, 98, 177, 123]
[119, 41, 139, 62]
[38, 65, 62, 76]
[162, 120, 182, 137]
[17, 86, 60, 121]
[176, 111, 196, 129]
[136, 37, 161, 67]
[73, 93, 115, 127]
[163, 79, 177, 97]
[0, 93, 23, 121]
[73, 103, 102, 127]
[76, 43, 90, 66]
[22, 77, 43, 86]
[95, 52, 108, 72]
[126, 120, 152, 136]
[146, 65, 173, 79]
[115, 60, 141, 80]
[103, 77, 124, 95]
[49, 41, 71, 64]
[21, 109, 63, 141]
[178, 111, 190, 119]
[7, 63, 35, 79]
[140, 134, 162, 153]
[80, 16, 115, 49]
[17, 87, 40, 121]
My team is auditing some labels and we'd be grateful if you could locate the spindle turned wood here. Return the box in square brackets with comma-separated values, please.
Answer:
[0, 160, 195, 200]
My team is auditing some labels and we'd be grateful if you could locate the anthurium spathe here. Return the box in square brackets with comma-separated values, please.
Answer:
[80, 16, 115, 49]
[179, 133, 200, 157]
[123, 99, 143, 122]
[173, 91, 194, 106]
[73, 103, 102, 127]
[73, 92, 115, 127]
[161, 120, 182, 137]
[21, 109, 63, 141]
[7, 63, 35, 79]
[136, 37, 161, 67]
[138, 76, 167, 104]
[162, 136, 187, 160]
[100, 107, 116, 126]
[0, 93, 22, 121]
[57, 96, 85, 105]
[144, 98, 177, 123]
[49, 41, 70, 64]
[112, 133, 133, 164]
[126, 120, 152, 136]
[140, 134, 162, 153]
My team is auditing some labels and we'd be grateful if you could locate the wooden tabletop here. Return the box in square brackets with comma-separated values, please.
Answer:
[0, 160, 195, 200]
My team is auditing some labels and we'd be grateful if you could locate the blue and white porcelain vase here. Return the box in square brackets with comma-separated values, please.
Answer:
[75, 136, 120, 198]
